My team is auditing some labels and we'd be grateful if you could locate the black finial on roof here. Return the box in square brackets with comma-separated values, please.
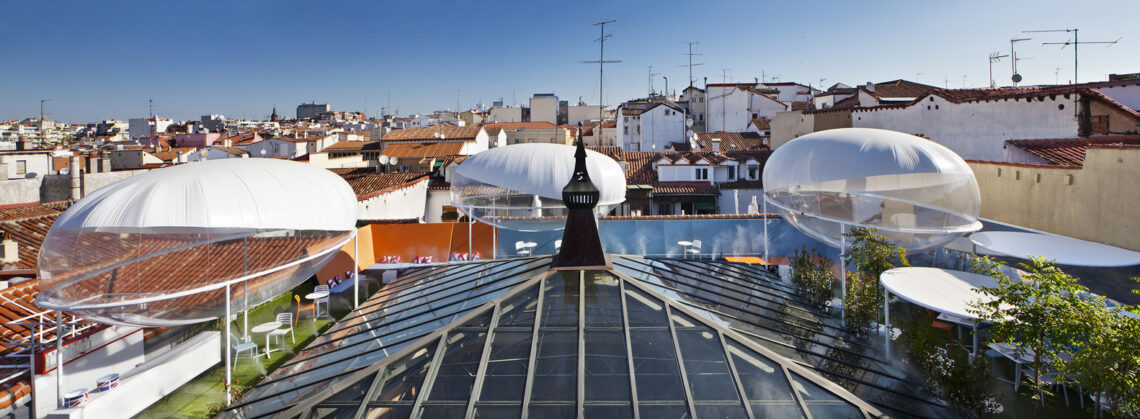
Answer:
[552, 122, 607, 268]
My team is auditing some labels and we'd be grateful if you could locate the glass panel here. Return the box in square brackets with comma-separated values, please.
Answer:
[752, 403, 807, 418]
[473, 404, 523, 418]
[624, 286, 668, 327]
[788, 372, 864, 418]
[526, 404, 576, 418]
[584, 272, 622, 327]
[671, 312, 740, 403]
[418, 404, 467, 417]
[425, 315, 491, 402]
[530, 330, 578, 402]
[693, 403, 749, 418]
[363, 405, 413, 419]
[638, 403, 691, 419]
[495, 283, 540, 327]
[324, 372, 376, 403]
[726, 340, 798, 405]
[585, 331, 630, 401]
[369, 339, 439, 403]
[584, 404, 634, 418]
[312, 405, 356, 419]
[540, 271, 580, 327]
[629, 329, 687, 402]
[478, 330, 532, 402]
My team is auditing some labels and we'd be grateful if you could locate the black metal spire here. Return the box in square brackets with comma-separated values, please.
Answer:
[552, 123, 607, 268]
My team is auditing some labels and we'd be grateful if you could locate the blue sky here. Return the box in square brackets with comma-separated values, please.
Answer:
[2, 0, 1138, 123]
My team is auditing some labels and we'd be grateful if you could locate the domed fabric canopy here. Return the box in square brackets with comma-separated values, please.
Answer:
[764, 128, 981, 251]
[37, 159, 358, 327]
[53, 158, 356, 232]
[451, 143, 626, 231]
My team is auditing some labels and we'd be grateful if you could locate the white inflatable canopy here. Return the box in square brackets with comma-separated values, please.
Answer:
[763, 128, 981, 251]
[450, 143, 626, 231]
[453, 143, 626, 206]
[880, 267, 1000, 320]
[55, 158, 357, 232]
[970, 231, 1140, 267]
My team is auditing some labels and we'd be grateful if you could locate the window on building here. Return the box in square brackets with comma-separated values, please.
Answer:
[748, 166, 758, 180]
[657, 203, 673, 215]
[623, 126, 629, 135]
[637, 126, 640, 134]
[699, 113, 704, 122]
[696, 168, 708, 180]
[15, 160, 27, 175]
[752, 113, 758, 119]
[728, 166, 736, 180]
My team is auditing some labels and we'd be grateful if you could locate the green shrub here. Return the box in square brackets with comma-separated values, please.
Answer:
[790, 245, 835, 310]
[841, 226, 908, 338]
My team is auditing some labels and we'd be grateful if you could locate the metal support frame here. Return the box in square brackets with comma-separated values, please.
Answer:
[576, 271, 585, 419]
[224, 283, 232, 406]
[55, 311, 64, 408]
[519, 277, 545, 419]
[354, 232, 360, 309]
[839, 223, 846, 326]
[411, 331, 449, 415]
[720, 331, 757, 419]
[617, 279, 640, 419]
[664, 304, 698, 418]
[465, 302, 502, 418]
[883, 288, 890, 362]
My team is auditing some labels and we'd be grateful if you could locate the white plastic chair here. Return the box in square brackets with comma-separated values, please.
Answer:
[554, 240, 562, 252]
[230, 332, 258, 373]
[515, 241, 531, 256]
[314, 285, 330, 318]
[686, 240, 703, 259]
[267, 313, 295, 353]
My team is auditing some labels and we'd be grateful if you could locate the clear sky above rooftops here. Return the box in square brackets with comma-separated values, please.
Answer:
[1, 0, 1137, 122]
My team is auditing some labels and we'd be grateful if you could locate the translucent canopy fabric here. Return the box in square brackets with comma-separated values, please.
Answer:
[451, 144, 626, 231]
[764, 128, 981, 251]
[970, 231, 1140, 267]
[880, 267, 1000, 320]
[52, 158, 356, 232]
[36, 159, 358, 327]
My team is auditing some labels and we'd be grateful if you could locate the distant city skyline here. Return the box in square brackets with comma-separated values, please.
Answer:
[1, 0, 1137, 123]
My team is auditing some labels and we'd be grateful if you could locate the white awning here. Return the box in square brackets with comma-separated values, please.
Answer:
[54, 158, 357, 232]
[970, 231, 1140, 267]
[453, 143, 626, 205]
[880, 267, 1001, 320]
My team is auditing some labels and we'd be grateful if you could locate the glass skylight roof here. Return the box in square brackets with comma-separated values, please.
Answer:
[226, 256, 944, 418]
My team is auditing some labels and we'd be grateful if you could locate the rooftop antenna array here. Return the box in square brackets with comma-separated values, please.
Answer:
[1009, 37, 1031, 86]
[988, 52, 1009, 88]
[582, 19, 622, 124]
[40, 99, 49, 141]
[680, 41, 703, 89]
[647, 66, 660, 96]
[1024, 28, 1120, 84]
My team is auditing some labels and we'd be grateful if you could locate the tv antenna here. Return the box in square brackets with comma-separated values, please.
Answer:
[721, 68, 732, 83]
[647, 66, 660, 96]
[1010, 37, 1031, 86]
[1025, 28, 1119, 84]
[679, 41, 703, 88]
[582, 19, 622, 123]
[988, 52, 1009, 88]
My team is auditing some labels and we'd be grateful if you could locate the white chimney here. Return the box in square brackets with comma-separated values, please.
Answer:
[865, 82, 875, 92]
[1, 236, 18, 265]
[711, 138, 721, 153]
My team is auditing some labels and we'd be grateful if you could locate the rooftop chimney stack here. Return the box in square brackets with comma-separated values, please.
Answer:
[1, 233, 17, 265]
[866, 82, 875, 92]
[711, 138, 721, 153]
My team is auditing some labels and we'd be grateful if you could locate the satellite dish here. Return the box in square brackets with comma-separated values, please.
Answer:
[686, 119, 694, 127]
[1011, 73, 1023, 83]
[389, 157, 399, 166]
[379, 155, 389, 165]
[259, 149, 267, 156]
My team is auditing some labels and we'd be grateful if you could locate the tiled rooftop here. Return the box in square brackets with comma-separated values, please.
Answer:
[383, 125, 482, 141]
[1005, 135, 1140, 167]
[380, 142, 464, 159]
[329, 169, 430, 201]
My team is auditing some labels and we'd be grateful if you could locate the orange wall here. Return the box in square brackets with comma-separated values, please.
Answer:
[315, 222, 498, 285]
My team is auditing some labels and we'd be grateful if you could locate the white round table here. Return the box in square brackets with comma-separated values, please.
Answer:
[306, 291, 330, 319]
[970, 231, 1140, 267]
[880, 267, 1001, 358]
[251, 321, 283, 357]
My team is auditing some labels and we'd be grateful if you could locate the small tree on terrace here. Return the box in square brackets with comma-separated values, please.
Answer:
[842, 226, 909, 338]
[790, 245, 835, 310]
[970, 256, 1087, 418]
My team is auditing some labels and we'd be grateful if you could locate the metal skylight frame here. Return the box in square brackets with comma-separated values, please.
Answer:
[263, 265, 884, 419]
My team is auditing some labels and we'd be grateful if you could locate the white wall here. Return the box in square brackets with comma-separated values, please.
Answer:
[358, 179, 429, 220]
[488, 107, 523, 123]
[0, 153, 52, 179]
[852, 94, 1079, 161]
[424, 189, 451, 223]
[239, 139, 302, 159]
[638, 106, 685, 152]
[717, 188, 762, 214]
[567, 105, 603, 125]
[707, 87, 787, 132]
[36, 327, 145, 418]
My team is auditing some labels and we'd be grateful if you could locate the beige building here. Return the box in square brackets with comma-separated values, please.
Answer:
[969, 138, 1140, 251]
[484, 122, 572, 146]
[529, 94, 559, 124]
